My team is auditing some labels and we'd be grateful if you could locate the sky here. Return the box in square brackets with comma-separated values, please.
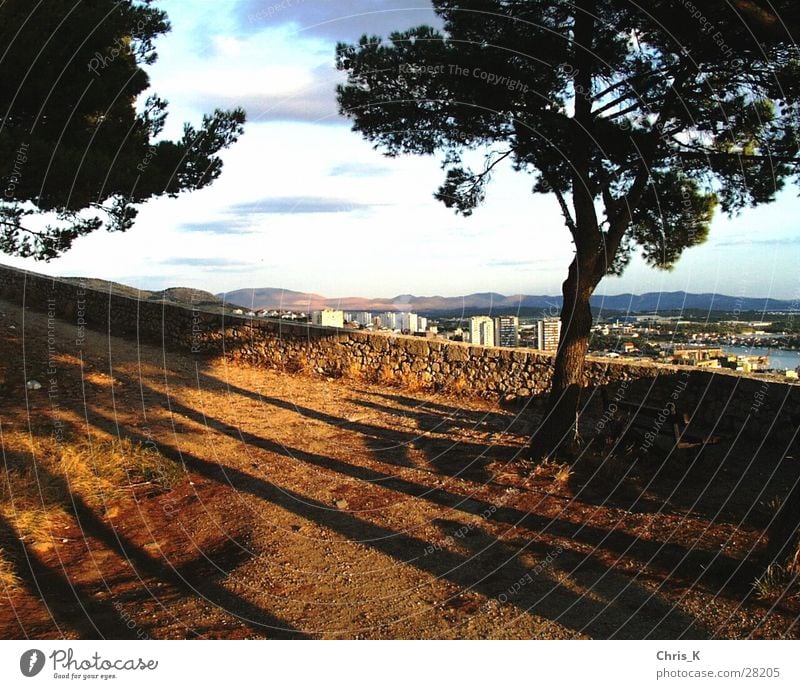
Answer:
[3, 0, 800, 300]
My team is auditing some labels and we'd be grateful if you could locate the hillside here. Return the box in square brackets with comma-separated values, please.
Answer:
[62, 277, 225, 309]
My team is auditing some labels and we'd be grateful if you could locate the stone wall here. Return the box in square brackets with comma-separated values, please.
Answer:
[1, 263, 798, 440]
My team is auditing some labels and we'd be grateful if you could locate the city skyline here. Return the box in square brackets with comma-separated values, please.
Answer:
[1, 0, 799, 298]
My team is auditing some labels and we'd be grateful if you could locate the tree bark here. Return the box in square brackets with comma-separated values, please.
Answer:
[529, 256, 598, 459]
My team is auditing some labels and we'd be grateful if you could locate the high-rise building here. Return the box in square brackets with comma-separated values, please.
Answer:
[378, 312, 399, 330]
[536, 318, 561, 352]
[376, 311, 427, 333]
[344, 311, 373, 326]
[493, 316, 519, 348]
[398, 312, 419, 333]
[470, 316, 495, 347]
[311, 309, 344, 328]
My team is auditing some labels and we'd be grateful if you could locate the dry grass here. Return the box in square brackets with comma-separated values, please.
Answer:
[395, 370, 430, 393]
[443, 375, 469, 396]
[450, 375, 468, 393]
[0, 549, 20, 590]
[531, 458, 574, 485]
[754, 563, 795, 600]
[573, 445, 637, 485]
[284, 352, 310, 374]
[366, 363, 433, 393]
[376, 364, 396, 387]
[597, 452, 635, 484]
[0, 429, 183, 588]
[553, 462, 574, 484]
[343, 360, 363, 380]
[764, 489, 800, 582]
[767, 496, 784, 513]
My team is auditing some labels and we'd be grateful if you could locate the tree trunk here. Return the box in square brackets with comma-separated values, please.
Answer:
[529, 257, 596, 459]
[528, 2, 604, 460]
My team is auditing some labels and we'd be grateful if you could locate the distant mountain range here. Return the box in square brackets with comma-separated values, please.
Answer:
[217, 287, 798, 315]
[0, 262, 786, 316]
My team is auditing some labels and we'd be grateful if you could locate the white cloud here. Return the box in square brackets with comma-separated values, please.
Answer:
[210, 35, 244, 58]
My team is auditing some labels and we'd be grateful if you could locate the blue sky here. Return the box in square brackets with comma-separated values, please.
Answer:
[4, 0, 800, 299]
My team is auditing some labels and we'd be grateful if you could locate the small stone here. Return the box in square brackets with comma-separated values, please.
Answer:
[26, 380, 42, 390]
[334, 499, 349, 510]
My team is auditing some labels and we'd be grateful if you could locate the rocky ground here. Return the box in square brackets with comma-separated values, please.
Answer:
[0, 296, 797, 639]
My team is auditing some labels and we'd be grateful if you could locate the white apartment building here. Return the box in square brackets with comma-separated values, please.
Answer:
[376, 311, 427, 332]
[345, 311, 373, 327]
[378, 311, 399, 330]
[311, 309, 344, 328]
[470, 316, 495, 347]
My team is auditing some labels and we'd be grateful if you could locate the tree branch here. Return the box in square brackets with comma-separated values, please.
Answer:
[599, 65, 695, 278]
[600, 101, 646, 122]
[677, 150, 800, 164]
[0, 214, 47, 239]
[591, 65, 672, 104]
[480, 149, 514, 180]
[600, 178, 615, 216]
[592, 92, 642, 118]
[540, 169, 577, 236]
[464, 149, 514, 196]
[626, 66, 692, 202]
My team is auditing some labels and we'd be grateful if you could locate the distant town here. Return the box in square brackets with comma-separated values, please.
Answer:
[227, 306, 800, 380]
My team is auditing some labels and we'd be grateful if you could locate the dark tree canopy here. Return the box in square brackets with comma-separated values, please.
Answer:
[0, 0, 245, 259]
[336, 0, 800, 453]
[336, 0, 800, 275]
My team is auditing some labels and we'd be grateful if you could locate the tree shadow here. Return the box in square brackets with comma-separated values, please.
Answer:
[194, 371, 521, 482]
[91, 373, 769, 637]
[1, 441, 306, 640]
[11, 349, 781, 638]
[576, 376, 799, 529]
[0, 513, 138, 639]
[6, 291, 797, 638]
[354, 391, 528, 435]
[82, 404, 717, 637]
[129, 370, 762, 601]
[430, 516, 707, 639]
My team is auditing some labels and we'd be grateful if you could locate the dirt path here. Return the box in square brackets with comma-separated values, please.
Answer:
[0, 296, 797, 639]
